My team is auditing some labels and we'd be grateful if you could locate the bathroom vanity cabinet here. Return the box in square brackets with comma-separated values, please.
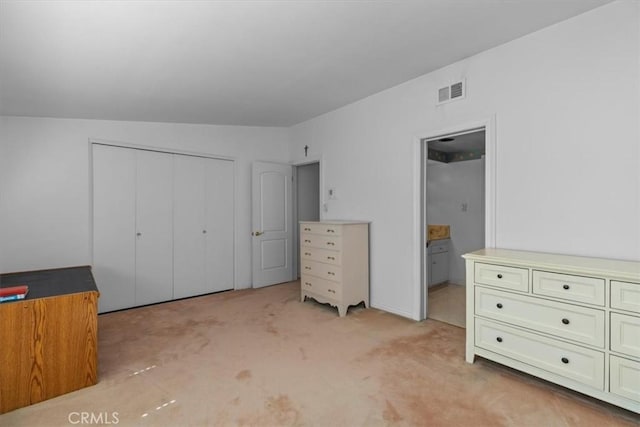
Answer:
[428, 239, 450, 286]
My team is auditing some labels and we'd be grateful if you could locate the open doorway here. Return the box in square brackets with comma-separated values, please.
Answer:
[293, 162, 320, 278]
[424, 129, 486, 328]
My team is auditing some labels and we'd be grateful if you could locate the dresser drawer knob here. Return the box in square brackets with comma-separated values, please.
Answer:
[497, 274, 503, 279]
[304, 252, 311, 256]
[561, 357, 569, 364]
[327, 256, 335, 260]
[327, 229, 335, 233]
[328, 272, 335, 276]
[562, 284, 570, 290]
[496, 337, 503, 343]
[496, 303, 503, 309]
[304, 282, 312, 287]
[328, 289, 336, 294]
[305, 266, 311, 270]
[327, 242, 335, 246]
[561, 318, 570, 325]
[304, 227, 311, 231]
[304, 239, 311, 243]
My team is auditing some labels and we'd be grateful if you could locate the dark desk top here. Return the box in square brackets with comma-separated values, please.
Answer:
[0, 266, 99, 301]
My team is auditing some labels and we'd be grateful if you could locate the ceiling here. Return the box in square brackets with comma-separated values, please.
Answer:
[427, 130, 485, 154]
[0, 0, 612, 127]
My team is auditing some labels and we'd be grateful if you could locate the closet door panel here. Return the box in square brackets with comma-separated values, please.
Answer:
[173, 155, 207, 298]
[135, 150, 174, 306]
[205, 159, 234, 292]
[93, 145, 136, 313]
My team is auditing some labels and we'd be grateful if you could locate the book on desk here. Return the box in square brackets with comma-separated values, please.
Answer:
[0, 285, 29, 302]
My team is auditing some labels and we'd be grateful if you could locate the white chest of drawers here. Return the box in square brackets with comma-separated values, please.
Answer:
[300, 221, 369, 316]
[463, 249, 640, 413]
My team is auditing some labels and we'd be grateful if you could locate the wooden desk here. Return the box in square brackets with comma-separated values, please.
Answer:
[0, 266, 99, 414]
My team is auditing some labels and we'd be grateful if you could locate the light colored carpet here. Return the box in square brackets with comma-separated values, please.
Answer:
[1, 281, 636, 426]
[428, 283, 466, 328]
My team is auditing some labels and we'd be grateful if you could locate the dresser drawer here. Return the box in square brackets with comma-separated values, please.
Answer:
[301, 259, 342, 283]
[301, 275, 342, 300]
[475, 263, 528, 292]
[428, 240, 449, 255]
[533, 270, 604, 306]
[301, 233, 342, 251]
[611, 281, 640, 314]
[300, 223, 342, 236]
[610, 355, 640, 403]
[301, 246, 341, 266]
[611, 313, 640, 359]
[475, 318, 604, 390]
[475, 287, 605, 347]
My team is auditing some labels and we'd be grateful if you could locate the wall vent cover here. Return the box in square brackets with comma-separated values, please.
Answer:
[438, 87, 450, 103]
[450, 82, 463, 98]
[437, 79, 466, 105]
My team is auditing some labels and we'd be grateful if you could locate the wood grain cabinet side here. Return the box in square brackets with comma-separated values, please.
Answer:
[0, 267, 99, 414]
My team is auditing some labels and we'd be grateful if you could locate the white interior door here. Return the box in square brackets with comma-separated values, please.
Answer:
[93, 144, 136, 313]
[205, 158, 235, 292]
[135, 150, 174, 306]
[173, 154, 207, 299]
[252, 161, 293, 288]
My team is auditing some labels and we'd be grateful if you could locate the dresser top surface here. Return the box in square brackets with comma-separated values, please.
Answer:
[463, 248, 640, 281]
[299, 220, 370, 225]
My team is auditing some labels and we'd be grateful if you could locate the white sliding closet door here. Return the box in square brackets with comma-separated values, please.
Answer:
[206, 159, 234, 293]
[173, 155, 207, 298]
[94, 144, 234, 312]
[135, 150, 174, 306]
[174, 156, 234, 297]
[93, 145, 136, 313]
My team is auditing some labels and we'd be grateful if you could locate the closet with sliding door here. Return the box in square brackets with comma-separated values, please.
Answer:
[92, 143, 234, 313]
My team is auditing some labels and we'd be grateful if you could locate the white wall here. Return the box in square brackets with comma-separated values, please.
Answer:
[427, 159, 485, 285]
[290, 1, 640, 319]
[0, 116, 290, 289]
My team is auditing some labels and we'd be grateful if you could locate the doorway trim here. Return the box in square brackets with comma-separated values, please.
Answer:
[290, 154, 324, 280]
[412, 115, 497, 320]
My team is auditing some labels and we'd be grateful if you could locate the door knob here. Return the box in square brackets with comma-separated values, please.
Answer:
[252, 231, 263, 236]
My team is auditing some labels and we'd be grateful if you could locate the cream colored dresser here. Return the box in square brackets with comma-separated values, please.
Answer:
[300, 221, 369, 316]
[463, 249, 640, 413]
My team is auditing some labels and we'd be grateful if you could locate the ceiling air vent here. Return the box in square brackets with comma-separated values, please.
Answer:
[437, 79, 466, 105]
